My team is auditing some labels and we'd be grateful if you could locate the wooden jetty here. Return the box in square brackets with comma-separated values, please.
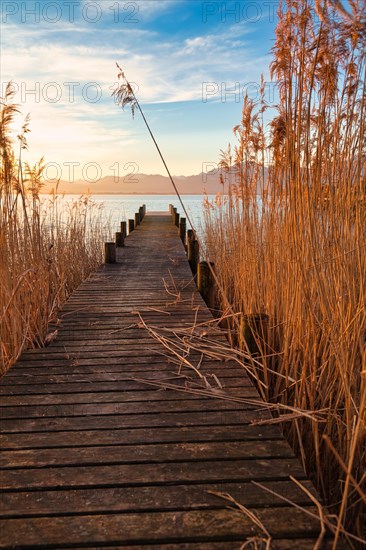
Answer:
[0, 209, 331, 548]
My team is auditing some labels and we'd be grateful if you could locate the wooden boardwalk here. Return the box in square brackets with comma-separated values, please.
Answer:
[0, 212, 330, 549]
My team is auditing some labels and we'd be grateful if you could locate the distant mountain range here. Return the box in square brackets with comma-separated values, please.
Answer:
[42, 171, 225, 195]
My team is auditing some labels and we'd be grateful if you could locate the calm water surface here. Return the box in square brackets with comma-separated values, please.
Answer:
[54, 194, 211, 235]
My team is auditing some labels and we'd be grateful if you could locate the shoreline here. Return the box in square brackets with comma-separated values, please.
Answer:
[41, 192, 214, 196]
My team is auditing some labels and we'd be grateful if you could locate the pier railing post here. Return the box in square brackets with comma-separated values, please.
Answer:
[198, 261, 215, 309]
[115, 232, 125, 247]
[179, 217, 186, 244]
[128, 219, 134, 233]
[139, 206, 144, 222]
[104, 242, 116, 263]
[120, 221, 127, 238]
[174, 211, 180, 228]
[134, 212, 140, 226]
[186, 229, 194, 246]
[187, 238, 199, 276]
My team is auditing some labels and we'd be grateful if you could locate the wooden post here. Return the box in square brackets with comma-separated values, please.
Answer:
[179, 217, 186, 243]
[240, 314, 269, 355]
[139, 206, 144, 222]
[135, 212, 140, 226]
[128, 219, 134, 233]
[142, 204, 146, 217]
[187, 239, 199, 276]
[197, 261, 215, 309]
[187, 229, 195, 243]
[104, 242, 116, 264]
[120, 221, 127, 238]
[172, 207, 177, 223]
[115, 232, 125, 247]
[169, 204, 173, 214]
[174, 211, 180, 228]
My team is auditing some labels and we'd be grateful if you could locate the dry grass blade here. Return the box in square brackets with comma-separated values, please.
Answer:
[145, 307, 171, 315]
[252, 480, 366, 548]
[108, 323, 139, 335]
[129, 376, 268, 405]
[251, 409, 327, 425]
[133, 314, 327, 419]
[208, 491, 272, 549]
[136, 313, 205, 380]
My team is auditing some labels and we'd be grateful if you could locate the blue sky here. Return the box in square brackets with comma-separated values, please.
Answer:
[1, 0, 278, 181]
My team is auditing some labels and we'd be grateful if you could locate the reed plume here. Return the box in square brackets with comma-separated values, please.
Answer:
[203, 0, 366, 543]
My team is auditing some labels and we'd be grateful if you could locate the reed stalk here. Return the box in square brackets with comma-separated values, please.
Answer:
[202, 0, 365, 542]
[0, 84, 109, 374]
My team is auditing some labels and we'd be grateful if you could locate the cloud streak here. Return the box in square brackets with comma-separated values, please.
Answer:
[1, 1, 275, 177]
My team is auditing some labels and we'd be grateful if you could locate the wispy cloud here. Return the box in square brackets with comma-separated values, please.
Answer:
[1, 0, 275, 177]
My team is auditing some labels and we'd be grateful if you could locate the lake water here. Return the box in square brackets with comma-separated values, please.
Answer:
[55, 194, 211, 235]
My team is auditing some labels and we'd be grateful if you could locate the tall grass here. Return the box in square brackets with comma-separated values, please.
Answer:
[0, 84, 108, 374]
[202, 0, 365, 544]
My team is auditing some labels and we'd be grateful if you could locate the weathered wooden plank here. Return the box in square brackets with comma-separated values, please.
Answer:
[10, 350, 232, 364]
[0, 458, 307, 491]
[0, 408, 272, 433]
[47, 325, 225, 335]
[2, 367, 244, 379]
[0, 397, 266, 419]
[58, 313, 223, 322]
[24, 341, 216, 352]
[0, 365, 246, 380]
[0, 440, 294, 469]
[60, 303, 207, 311]
[0, 375, 251, 389]
[0, 480, 317, 517]
[0, 424, 282, 450]
[0, 508, 323, 547]
[53, 542, 332, 550]
[7, 354, 229, 367]
[3, 348, 238, 362]
[0, 378, 251, 396]
[3, 349, 187, 361]
[0, 387, 258, 406]
[3, 362, 247, 376]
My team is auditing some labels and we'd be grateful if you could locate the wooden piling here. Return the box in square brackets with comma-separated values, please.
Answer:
[139, 206, 144, 222]
[120, 221, 127, 238]
[172, 207, 177, 223]
[174, 212, 180, 228]
[128, 219, 134, 234]
[179, 217, 186, 244]
[198, 261, 215, 309]
[187, 239, 199, 276]
[187, 228, 195, 242]
[135, 212, 140, 226]
[104, 242, 116, 264]
[115, 232, 125, 248]
[142, 204, 146, 217]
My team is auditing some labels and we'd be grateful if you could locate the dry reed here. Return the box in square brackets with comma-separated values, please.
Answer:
[202, 0, 365, 544]
[0, 84, 109, 374]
